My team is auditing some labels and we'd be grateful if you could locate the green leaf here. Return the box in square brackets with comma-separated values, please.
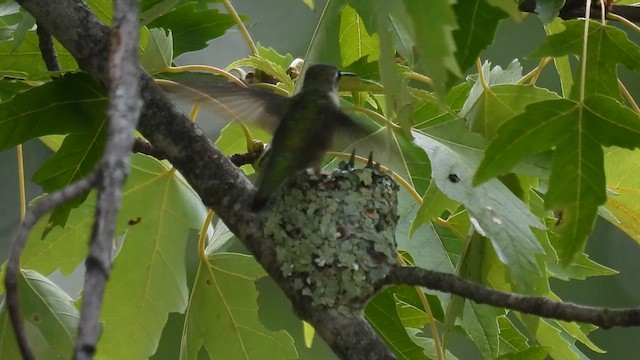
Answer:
[556, 318, 605, 354]
[0, 307, 21, 359]
[530, 20, 640, 101]
[535, 0, 565, 23]
[0, 73, 106, 152]
[33, 122, 106, 233]
[406, 328, 459, 359]
[227, 56, 295, 93]
[413, 125, 545, 286]
[0, 78, 34, 101]
[180, 253, 296, 360]
[365, 287, 430, 360]
[0, 270, 78, 359]
[463, 83, 561, 140]
[497, 317, 529, 354]
[0, 31, 77, 80]
[141, 0, 180, 25]
[140, 28, 174, 74]
[604, 147, 640, 244]
[495, 346, 551, 360]
[339, 5, 379, 67]
[402, 0, 460, 95]
[520, 316, 580, 360]
[148, 3, 237, 57]
[544, 18, 573, 97]
[96, 155, 208, 359]
[19, 270, 78, 357]
[256, 44, 294, 71]
[460, 300, 501, 359]
[409, 179, 459, 238]
[11, 9, 34, 51]
[452, 0, 509, 74]
[475, 96, 640, 263]
[86, 0, 113, 24]
[485, 0, 522, 20]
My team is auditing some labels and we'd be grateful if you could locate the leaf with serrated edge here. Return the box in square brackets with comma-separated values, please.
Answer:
[530, 20, 640, 101]
[140, 28, 173, 75]
[403, 0, 460, 94]
[475, 96, 640, 263]
[605, 147, 640, 243]
[339, 5, 379, 67]
[180, 253, 296, 360]
[453, 0, 509, 73]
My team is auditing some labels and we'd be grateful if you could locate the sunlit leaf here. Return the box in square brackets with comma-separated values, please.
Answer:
[96, 155, 208, 359]
[256, 45, 294, 71]
[180, 253, 296, 360]
[339, 5, 379, 67]
[604, 147, 640, 244]
[0, 31, 77, 80]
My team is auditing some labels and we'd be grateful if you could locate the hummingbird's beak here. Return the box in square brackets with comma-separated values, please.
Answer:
[339, 71, 356, 77]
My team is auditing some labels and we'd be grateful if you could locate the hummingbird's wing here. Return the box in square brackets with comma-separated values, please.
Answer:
[159, 77, 290, 133]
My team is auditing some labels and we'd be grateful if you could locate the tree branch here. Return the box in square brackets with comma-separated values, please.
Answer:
[73, 0, 142, 358]
[4, 172, 98, 360]
[382, 265, 640, 329]
[36, 21, 60, 72]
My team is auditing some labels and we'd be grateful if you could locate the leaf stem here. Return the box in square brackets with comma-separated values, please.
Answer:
[198, 210, 215, 262]
[342, 105, 401, 129]
[165, 65, 246, 86]
[397, 254, 444, 360]
[618, 79, 640, 113]
[404, 71, 433, 86]
[16, 145, 26, 222]
[221, 0, 259, 56]
[519, 57, 552, 85]
[580, 1, 594, 103]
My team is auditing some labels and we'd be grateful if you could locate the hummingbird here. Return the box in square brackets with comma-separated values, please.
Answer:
[251, 64, 360, 210]
[161, 64, 364, 210]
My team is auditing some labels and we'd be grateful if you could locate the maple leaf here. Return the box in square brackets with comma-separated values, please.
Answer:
[474, 95, 640, 263]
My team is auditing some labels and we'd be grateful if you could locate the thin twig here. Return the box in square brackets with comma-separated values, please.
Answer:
[383, 265, 640, 329]
[73, 0, 142, 358]
[132, 137, 168, 160]
[4, 172, 99, 360]
[35, 21, 60, 72]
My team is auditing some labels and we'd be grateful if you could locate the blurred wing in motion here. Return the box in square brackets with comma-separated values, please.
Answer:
[159, 74, 291, 132]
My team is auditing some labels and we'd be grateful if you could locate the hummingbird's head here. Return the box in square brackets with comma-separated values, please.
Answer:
[301, 64, 354, 93]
